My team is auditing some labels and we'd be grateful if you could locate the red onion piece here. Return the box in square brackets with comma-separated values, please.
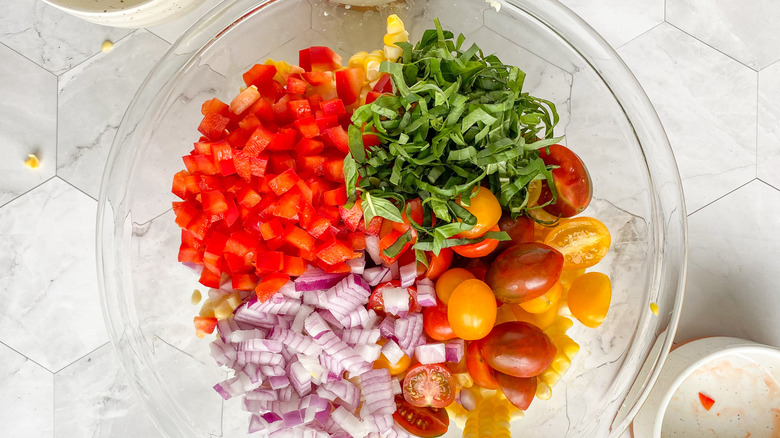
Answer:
[414, 343, 446, 364]
[295, 267, 349, 292]
[414, 278, 437, 307]
[445, 338, 465, 363]
[380, 339, 405, 365]
[399, 260, 417, 288]
[365, 235, 382, 265]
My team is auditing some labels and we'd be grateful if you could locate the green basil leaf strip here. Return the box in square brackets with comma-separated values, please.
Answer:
[343, 153, 359, 197]
[415, 248, 430, 269]
[348, 124, 366, 163]
[382, 229, 414, 258]
[361, 192, 404, 224]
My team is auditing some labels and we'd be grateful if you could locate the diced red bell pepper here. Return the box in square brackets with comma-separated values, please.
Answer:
[304, 217, 330, 239]
[230, 85, 261, 115]
[323, 158, 344, 183]
[255, 251, 284, 272]
[324, 125, 350, 154]
[297, 155, 326, 177]
[282, 255, 307, 276]
[365, 91, 383, 105]
[194, 140, 212, 155]
[364, 216, 383, 236]
[178, 243, 203, 264]
[255, 272, 290, 302]
[259, 217, 285, 240]
[186, 213, 211, 241]
[335, 68, 365, 105]
[249, 97, 274, 124]
[202, 190, 229, 217]
[296, 180, 313, 204]
[236, 185, 261, 209]
[224, 196, 240, 227]
[373, 73, 394, 93]
[172, 170, 200, 200]
[299, 46, 342, 72]
[307, 93, 323, 112]
[268, 168, 301, 196]
[198, 175, 223, 192]
[283, 224, 315, 252]
[204, 231, 229, 270]
[243, 64, 277, 88]
[201, 98, 230, 116]
[198, 112, 230, 141]
[321, 98, 346, 116]
[265, 236, 286, 251]
[251, 154, 269, 177]
[268, 153, 296, 175]
[302, 71, 333, 86]
[295, 116, 320, 139]
[316, 238, 358, 265]
[338, 199, 363, 232]
[318, 205, 341, 225]
[238, 113, 262, 132]
[224, 252, 253, 274]
[320, 260, 352, 274]
[306, 177, 329, 205]
[198, 265, 222, 288]
[362, 132, 381, 148]
[244, 125, 275, 156]
[267, 128, 299, 152]
[347, 232, 366, 251]
[273, 188, 301, 220]
[323, 185, 347, 206]
[315, 114, 339, 132]
[378, 229, 413, 265]
[286, 76, 308, 95]
[256, 176, 273, 194]
[258, 79, 286, 102]
[225, 129, 250, 149]
[193, 316, 218, 337]
[295, 138, 325, 156]
[233, 150, 252, 181]
[287, 99, 312, 120]
[225, 231, 257, 257]
[272, 95, 295, 126]
[232, 273, 258, 291]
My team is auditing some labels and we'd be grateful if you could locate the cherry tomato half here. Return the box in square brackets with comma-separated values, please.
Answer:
[435, 268, 475, 304]
[368, 281, 422, 315]
[537, 144, 592, 218]
[485, 242, 564, 304]
[481, 321, 557, 378]
[447, 279, 497, 340]
[393, 395, 449, 438]
[374, 339, 412, 375]
[567, 272, 612, 328]
[543, 217, 611, 270]
[495, 371, 536, 411]
[402, 363, 456, 408]
[452, 225, 501, 258]
[423, 301, 457, 341]
[455, 186, 502, 239]
[465, 339, 498, 389]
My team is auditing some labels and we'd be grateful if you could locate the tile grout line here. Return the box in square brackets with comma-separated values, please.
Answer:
[614, 21, 664, 51]
[687, 178, 756, 217]
[56, 175, 98, 203]
[756, 177, 780, 193]
[664, 21, 759, 72]
[52, 341, 111, 375]
[0, 175, 57, 210]
[0, 339, 53, 374]
[0, 41, 60, 78]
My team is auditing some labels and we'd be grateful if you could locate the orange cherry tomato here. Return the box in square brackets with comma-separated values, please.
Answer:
[435, 268, 475, 304]
[567, 272, 612, 328]
[465, 339, 499, 389]
[519, 281, 562, 314]
[543, 217, 611, 270]
[447, 279, 497, 340]
[454, 186, 502, 239]
[452, 225, 500, 258]
[424, 248, 453, 280]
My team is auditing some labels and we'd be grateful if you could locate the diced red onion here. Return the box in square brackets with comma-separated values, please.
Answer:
[344, 305, 371, 329]
[378, 316, 396, 339]
[332, 406, 370, 438]
[459, 387, 477, 411]
[283, 408, 306, 428]
[391, 377, 401, 395]
[399, 260, 417, 288]
[269, 328, 321, 356]
[259, 364, 286, 376]
[209, 339, 236, 367]
[323, 379, 360, 412]
[280, 281, 303, 300]
[415, 343, 446, 364]
[214, 376, 243, 400]
[363, 266, 391, 286]
[289, 361, 313, 397]
[295, 266, 348, 292]
[216, 317, 238, 342]
[250, 294, 302, 316]
[303, 312, 331, 338]
[380, 339, 405, 365]
[414, 278, 437, 307]
[341, 328, 381, 346]
[445, 338, 465, 363]
[354, 343, 382, 363]
[292, 304, 315, 333]
[382, 286, 410, 315]
[226, 328, 269, 343]
[346, 251, 366, 274]
[317, 309, 345, 330]
[395, 313, 423, 356]
[389, 262, 400, 281]
[365, 235, 382, 265]
[247, 388, 279, 401]
[236, 338, 283, 352]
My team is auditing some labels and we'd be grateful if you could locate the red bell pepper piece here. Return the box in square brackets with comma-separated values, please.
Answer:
[302, 71, 333, 86]
[282, 255, 307, 276]
[295, 116, 320, 139]
[193, 316, 218, 337]
[267, 128, 298, 152]
[238, 113, 261, 132]
[273, 188, 302, 220]
[316, 238, 358, 265]
[335, 68, 365, 105]
[225, 231, 257, 257]
[255, 272, 290, 302]
[373, 73, 393, 93]
[315, 114, 339, 132]
[244, 125, 275, 156]
[299, 46, 342, 72]
[287, 99, 312, 119]
[268, 153, 296, 175]
[295, 138, 325, 156]
[249, 97, 274, 124]
[255, 251, 283, 272]
[197, 112, 230, 141]
[236, 185, 261, 209]
[297, 155, 326, 177]
[185, 213, 211, 241]
[324, 125, 350, 154]
[171, 170, 200, 200]
[378, 229, 413, 265]
[242, 64, 277, 88]
[321, 98, 346, 116]
[259, 217, 285, 240]
[268, 168, 301, 196]
[283, 224, 316, 252]
[198, 267, 221, 288]
[286, 76, 308, 95]
[338, 199, 363, 232]
[323, 158, 344, 183]
[232, 273, 258, 291]
[323, 185, 347, 206]
[201, 190, 229, 217]
[347, 232, 367, 251]
[201, 98, 230, 116]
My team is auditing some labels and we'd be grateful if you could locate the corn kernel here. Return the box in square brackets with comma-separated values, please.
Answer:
[24, 154, 40, 169]
[101, 40, 114, 52]
[650, 302, 659, 315]
[191, 289, 202, 305]
[386, 14, 405, 34]
[198, 299, 215, 318]
[213, 300, 234, 320]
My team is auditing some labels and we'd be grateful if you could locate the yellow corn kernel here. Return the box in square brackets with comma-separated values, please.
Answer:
[24, 154, 40, 169]
[198, 299, 215, 318]
[536, 380, 552, 400]
[225, 292, 242, 310]
[387, 14, 405, 34]
[101, 40, 114, 52]
[384, 14, 408, 61]
[191, 289, 202, 305]
[453, 372, 474, 389]
[213, 300, 234, 320]
[348, 51, 369, 68]
[650, 302, 659, 315]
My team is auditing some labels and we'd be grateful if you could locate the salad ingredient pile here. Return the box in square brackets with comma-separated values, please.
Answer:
[171, 13, 614, 438]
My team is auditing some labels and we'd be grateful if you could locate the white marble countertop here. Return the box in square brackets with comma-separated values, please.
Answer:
[1, 0, 779, 437]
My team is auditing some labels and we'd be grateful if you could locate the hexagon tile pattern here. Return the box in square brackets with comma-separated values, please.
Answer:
[758, 61, 780, 190]
[0, 342, 53, 438]
[617, 23, 757, 214]
[57, 29, 170, 200]
[0, 0, 132, 75]
[54, 344, 160, 438]
[680, 181, 780, 347]
[667, 0, 780, 70]
[558, 0, 664, 48]
[0, 177, 107, 372]
[0, 42, 57, 209]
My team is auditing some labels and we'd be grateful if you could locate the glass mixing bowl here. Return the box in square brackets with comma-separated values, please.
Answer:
[97, 0, 687, 436]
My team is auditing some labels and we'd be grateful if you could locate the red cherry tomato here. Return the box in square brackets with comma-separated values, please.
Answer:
[495, 371, 537, 411]
[485, 242, 564, 304]
[465, 339, 498, 389]
[424, 248, 453, 280]
[393, 395, 449, 437]
[481, 321, 557, 378]
[537, 144, 592, 217]
[452, 225, 500, 258]
[423, 301, 457, 341]
[496, 213, 534, 253]
[368, 281, 421, 315]
[402, 363, 456, 408]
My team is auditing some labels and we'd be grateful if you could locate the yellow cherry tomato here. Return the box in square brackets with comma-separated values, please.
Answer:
[447, 279, 497, 340]
[543, 217, 611, 270]
[519, 281, 562, 314]
[374, 339, 412, 375]
[567, 272, 611, 328]
[509, 300, 559, 331]
[455, 186, 502, 239]
[435, 268, 476, 304]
